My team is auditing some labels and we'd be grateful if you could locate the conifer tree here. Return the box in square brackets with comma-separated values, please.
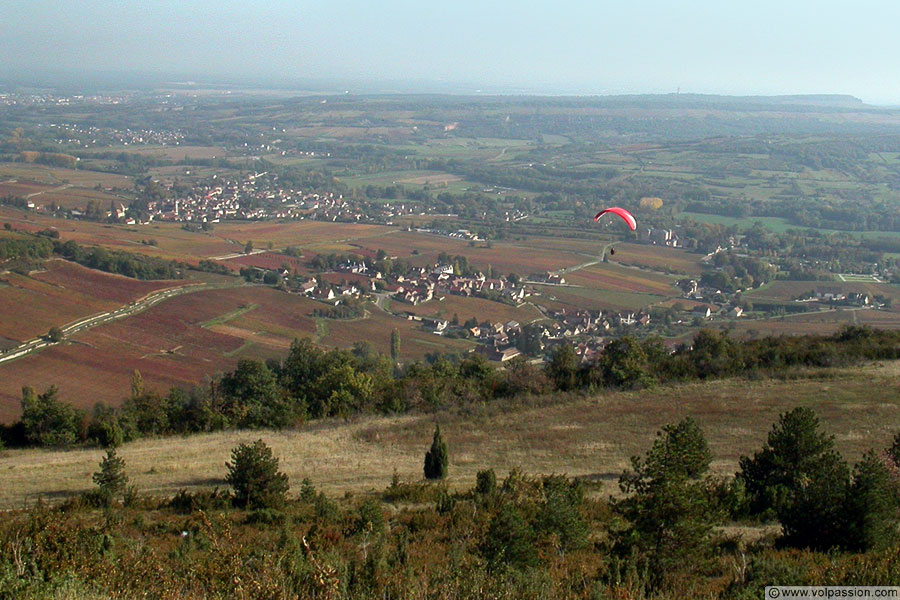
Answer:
[424, 425, 448, 480]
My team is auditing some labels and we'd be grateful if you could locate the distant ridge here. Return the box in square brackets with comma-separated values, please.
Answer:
[660, 93, 865, 107]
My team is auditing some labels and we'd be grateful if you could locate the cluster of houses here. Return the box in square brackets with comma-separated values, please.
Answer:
[46, 123, 186, 148]
[140, 173, 351, 224]
[643, 227, 681, 247]
[675, 278, 744, 320]
[796, 288, 872, 306]
[285, 258, 667, 362]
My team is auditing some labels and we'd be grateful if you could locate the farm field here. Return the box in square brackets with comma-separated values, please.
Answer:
[0, 162, 133, 188]
[36, 186, 127, 210]
[0, 179, 128, 210]
[88, 145, 227, 161]
[0, 283, 482, 420]
[0, 208, 396, 263]
[209, 220, 394, 249]
[396, 293, 544, 326]
[0, 285, 298, 420]
[353, 231, 587, 275]
[2, 362, 899, 507]
[0, 207, 239, 261]
[216, 251, 307, 273]
[563, 262, 677, 295]
[0, 260, 182, 342]
[748, 279, 900, 303]
[546, 286, 667, 312]
[733, 307, 900, 338]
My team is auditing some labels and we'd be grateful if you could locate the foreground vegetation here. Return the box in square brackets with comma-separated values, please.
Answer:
[1, 403, 899, 599]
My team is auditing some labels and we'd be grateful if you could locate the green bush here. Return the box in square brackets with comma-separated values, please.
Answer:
[615, 417, 717, 587]
[246, 508, 286, 525]
[475, 468, 497, 497]
[481, 503, 539, 571]
[843, 450, 900, 551]
[20, 385, 83, 447]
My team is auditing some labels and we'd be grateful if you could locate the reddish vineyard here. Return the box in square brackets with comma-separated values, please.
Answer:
[0, 261, 182, 342]
[33, 259, 180, 303]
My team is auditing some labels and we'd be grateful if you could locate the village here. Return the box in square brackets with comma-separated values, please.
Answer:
[123, 171, 439, 225]
[266, 252, 675, 364]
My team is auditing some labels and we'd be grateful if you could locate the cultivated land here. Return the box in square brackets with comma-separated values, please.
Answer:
[0, 259, 183, 342]
[8, 207, 900, 420]
[1, 363, 898, 509]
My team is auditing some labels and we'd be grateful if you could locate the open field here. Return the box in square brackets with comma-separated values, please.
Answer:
[564, 262, 677, 295]
[0, 207, 239, 262]
[210, 220, 394, 249]
[2, 363, 899, 508]
[748, 280, 900, 303]
[87, 145, 227, 161]
[0, 208, 395, 264]
[353, 232, 587, 275]
[321, 309, 476, 359]
[396, 294, 544, 325]
[611, 242, 704, 275]
[216, 251, 307, 273]
[0, 162, 133, 188]
[0, 180, 128, 210]
[547, 286, 667, 312]
[733, 307, 900, 338]
[0, 286, 302, 420]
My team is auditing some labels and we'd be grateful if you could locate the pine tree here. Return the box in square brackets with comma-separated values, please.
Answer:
[843, 450, 900, 551]
[615, 417, 716, 586]
[424, 425, 448, 480]
[225, 439, 289, 509]
[390, 328, 400, 363]
[93, 448, 129, 504]
[738, 407, 850, 549]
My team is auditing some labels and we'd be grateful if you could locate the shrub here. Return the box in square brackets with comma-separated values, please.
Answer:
[424, 425, 449, 480]
[166, 488, 232, 513]
[355, 499, 385, 535]
[225, 439, 290, 509]
[475, 469, 497, 497]
[535, 475, 587, 552]
[481, 503, 539, 570]
[246, 508, 286, 525]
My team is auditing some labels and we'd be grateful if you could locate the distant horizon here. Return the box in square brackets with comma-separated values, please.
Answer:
[1, 69, 895, 107]
[4, 1, 900, 106]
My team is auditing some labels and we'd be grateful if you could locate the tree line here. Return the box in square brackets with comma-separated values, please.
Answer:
[4, 326, 900, 450]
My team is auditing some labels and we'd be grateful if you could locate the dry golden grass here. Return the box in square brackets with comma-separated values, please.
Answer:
[3, 362, 899, 508]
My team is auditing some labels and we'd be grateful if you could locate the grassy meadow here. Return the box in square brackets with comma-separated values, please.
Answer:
[2, 362, 898, 509]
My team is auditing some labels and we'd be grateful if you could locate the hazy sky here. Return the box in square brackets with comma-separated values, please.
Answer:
[3, 0, 900, 103]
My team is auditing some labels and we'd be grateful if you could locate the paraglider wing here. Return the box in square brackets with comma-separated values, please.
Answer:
[593, 207, 637, 231]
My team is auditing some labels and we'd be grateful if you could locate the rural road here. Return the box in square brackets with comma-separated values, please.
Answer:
[0, 281, 239, 366]
[25, 183, 73, 199]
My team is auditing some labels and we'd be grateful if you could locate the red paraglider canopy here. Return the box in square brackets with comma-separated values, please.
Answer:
[594, 207, 637, 231]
